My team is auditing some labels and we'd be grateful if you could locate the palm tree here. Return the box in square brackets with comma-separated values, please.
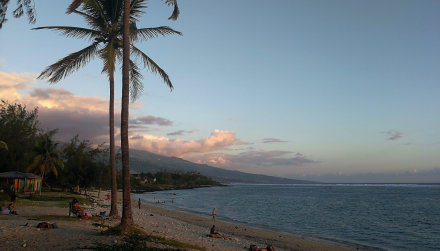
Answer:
[67, 0, 180, 227]
[34, 0, 180, 219]
[27, 130, 64, 194]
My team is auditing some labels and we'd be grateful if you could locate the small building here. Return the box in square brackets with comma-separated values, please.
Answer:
[0, 171, 42, 193]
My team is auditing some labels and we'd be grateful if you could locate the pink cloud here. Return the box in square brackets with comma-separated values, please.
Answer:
[129, 129, 246, 157]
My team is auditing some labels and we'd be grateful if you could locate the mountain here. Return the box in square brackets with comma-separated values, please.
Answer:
[128, 149, 315, 184]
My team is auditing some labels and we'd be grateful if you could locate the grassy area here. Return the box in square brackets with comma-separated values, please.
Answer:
[0, 192, 94, 207]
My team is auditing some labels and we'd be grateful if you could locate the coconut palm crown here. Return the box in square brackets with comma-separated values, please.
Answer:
[34, 0, 181, 99]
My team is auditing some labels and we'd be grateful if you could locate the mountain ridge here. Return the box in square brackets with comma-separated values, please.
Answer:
[128, 148, 315, 184]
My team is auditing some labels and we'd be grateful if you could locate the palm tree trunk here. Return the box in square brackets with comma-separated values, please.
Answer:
[109, 71, 119, 217]
[120, 0, 133, 226]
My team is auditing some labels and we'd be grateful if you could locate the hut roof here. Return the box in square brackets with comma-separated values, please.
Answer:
[0, 171, 41, 179]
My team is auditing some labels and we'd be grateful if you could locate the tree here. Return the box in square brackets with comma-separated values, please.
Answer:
[0, 0, 36, 29]
[60, 135, 109, 193]
[27, 130, 64, 193]
[34, 0, 180, 220]
[0, 100, 40, 172]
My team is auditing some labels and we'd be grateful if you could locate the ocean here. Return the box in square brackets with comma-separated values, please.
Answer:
[134, 184, 440, 250]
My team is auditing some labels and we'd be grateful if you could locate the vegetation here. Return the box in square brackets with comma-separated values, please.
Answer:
[0, 101, 111, 192]
[0, 100, 40, 173]
[0, 0, 36, 29]
[27, 130, 65, 191]
[129, 171, 221, 191]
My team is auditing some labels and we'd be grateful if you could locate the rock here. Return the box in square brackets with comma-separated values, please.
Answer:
[22, 243, 27, 247]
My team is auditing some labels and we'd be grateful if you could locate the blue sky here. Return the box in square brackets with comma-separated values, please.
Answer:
[1, 0, 439, 182]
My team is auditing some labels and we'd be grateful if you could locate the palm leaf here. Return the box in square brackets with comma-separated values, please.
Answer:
[38, 42, 100, 83]
[32, 26, 101, 40]
[133, 26, 182, 41]
[130, 0, 147, 21]
[164, 0, 180, 20]
[131, 45, 173, 90]
[72, 10, 106, 31]
[129, 59, 144, 101]
[67, 0, 83, 13]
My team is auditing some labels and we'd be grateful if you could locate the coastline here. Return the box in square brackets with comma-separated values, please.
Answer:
[0, 191, 353, 251]
[133, 197, 353, 251]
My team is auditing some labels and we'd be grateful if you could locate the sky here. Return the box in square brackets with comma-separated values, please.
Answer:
[1, 0, 439, 183]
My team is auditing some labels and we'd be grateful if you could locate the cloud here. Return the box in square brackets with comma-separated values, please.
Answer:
[129, 129, 246, 157]
[167, 129, 197, 136]
[384, 130, 403, 141]
[0, 72, 36, 101]
[131, 115, 173, 126]
[262, 138, 287, 143]
[193, 150, 316, 169]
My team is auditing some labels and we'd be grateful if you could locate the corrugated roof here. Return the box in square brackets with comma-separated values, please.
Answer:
[0, 171, 41, 179]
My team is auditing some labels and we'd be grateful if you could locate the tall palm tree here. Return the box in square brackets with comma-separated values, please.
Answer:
[121, 0, 132, 226]
[34, 0, 180, 219]
[27, 130, 64, 194]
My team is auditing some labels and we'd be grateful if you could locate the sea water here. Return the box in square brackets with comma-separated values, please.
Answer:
[134, 184, 440, 250]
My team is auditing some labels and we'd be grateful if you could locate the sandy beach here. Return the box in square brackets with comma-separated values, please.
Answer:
[0, 191, 352, 251]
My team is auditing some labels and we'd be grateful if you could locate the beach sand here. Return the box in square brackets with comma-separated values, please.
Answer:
[0, 191, 353, 251]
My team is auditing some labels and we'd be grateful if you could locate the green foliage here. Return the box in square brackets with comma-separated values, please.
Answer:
[27, 130, 65, 184]
[54, 135, 110, 190]
[129, 171, 220, 190]
[0, 100, 40, 173]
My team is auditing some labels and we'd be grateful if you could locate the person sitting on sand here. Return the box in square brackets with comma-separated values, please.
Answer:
[210, 225, 219, 235]
[208, 224, 228, 239]
[7, 203, 17, 215]
[71, 199, 84, 217]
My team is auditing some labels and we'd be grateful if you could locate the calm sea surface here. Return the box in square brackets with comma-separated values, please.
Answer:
[134, 184, 440, 250]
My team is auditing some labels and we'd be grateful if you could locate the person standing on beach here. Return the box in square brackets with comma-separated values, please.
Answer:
[212, 208, 216, 223]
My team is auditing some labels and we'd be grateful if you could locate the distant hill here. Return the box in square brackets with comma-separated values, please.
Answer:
[129, 148, 315, 184]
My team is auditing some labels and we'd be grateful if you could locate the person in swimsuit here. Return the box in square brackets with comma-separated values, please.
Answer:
[212, 208, 216, 223]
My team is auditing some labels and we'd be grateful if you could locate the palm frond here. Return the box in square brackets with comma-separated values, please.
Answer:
[81, 0, 110, 28]
[129, 59, 144, 101]
[38, 42, 100, 83]
[99, 42, 116, 75]
[72, 10, 106, 31]
[131, 45, 173, 91]
[67, 0, 83, 13]
[32, 26, 101, 40]
[164, 0, 179, 20]
[130, 0, 147, 21]
[133, 26, 182, 41]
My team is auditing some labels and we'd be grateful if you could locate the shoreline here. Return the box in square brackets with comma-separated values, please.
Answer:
[0, 191, 353, 250]
[128, 193, 353, 251]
